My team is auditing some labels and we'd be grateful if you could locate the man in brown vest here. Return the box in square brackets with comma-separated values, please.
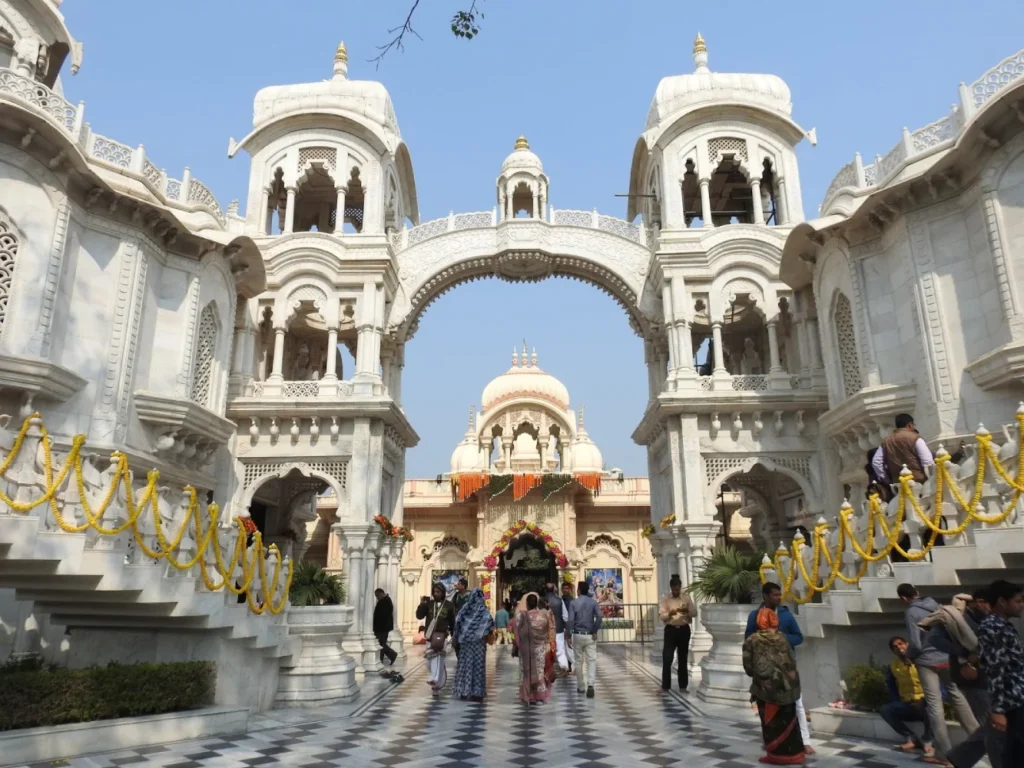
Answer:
[872, 413, 934, 485]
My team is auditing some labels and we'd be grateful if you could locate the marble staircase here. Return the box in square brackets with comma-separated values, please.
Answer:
[797, 525, 1024, 638]
[0, 511, 292, 658]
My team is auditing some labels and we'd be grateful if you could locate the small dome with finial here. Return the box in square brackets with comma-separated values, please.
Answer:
[501, 135, 544, 175]
[572, 405, 604, 472]
[693, 32, 706, 55]
[481, 343, 569, 412]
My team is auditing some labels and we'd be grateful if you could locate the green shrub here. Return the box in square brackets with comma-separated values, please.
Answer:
[686, 546, 767, 603]
[289, 561, 346, 606]
[0, 659, 215, 731]
[845, 663, 889, 711]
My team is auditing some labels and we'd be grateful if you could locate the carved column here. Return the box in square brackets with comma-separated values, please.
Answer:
[284, 186, 297, 233]
[336, 525, 368, 671]
[750, 178, 765, 225]
[324, 327, 339, 380]
[711, 321, 727, 376]
[259, 187, 271, 235]
[776, 177, 789, 225]
[361, 529, 384, 671]
[699, 178, 714, 227]
[335, 186, 347, 232]
[269, 327, 286, 380]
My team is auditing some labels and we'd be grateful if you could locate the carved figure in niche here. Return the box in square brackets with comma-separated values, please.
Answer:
[291, 342, 320, 381]
[740, 337, 763, 375]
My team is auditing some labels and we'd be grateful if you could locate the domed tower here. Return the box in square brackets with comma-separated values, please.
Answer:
[229, 41, 419, 237]
[497, 137, 548, 220]
[629, 33, 810, 231]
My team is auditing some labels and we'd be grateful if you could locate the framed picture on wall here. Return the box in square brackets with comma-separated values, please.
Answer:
[432, 569, 468, 599]
[585, 567, 624, 617]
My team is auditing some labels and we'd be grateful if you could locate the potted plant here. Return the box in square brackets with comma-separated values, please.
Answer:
[280, 562, 358, 706]
[690, 546, 766, 706]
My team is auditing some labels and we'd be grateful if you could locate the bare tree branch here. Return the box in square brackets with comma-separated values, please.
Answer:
[371, 1, 484, 68]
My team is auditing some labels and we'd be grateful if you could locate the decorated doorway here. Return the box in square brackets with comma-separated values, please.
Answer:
[497, 533, 557, 603]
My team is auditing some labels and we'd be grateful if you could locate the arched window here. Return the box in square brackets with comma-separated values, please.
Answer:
[0, 214, 18, 335]
[190, 303, 218, 407]
[833, 293, 862, 398]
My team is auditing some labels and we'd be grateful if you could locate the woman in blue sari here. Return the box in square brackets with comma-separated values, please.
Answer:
[452, 588, 494, 702]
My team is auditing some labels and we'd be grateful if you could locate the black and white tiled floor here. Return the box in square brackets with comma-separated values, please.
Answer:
[33, 646, 927, 768]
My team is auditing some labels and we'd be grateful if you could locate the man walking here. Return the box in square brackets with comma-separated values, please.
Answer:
[544, 582, 569, 673]
[561, 580, 575, 672]
[977, 579, 1024, 767]
[929, 588, 999, 768]
[872, 413, 935, 485]
[567, 581, 602, 698]
[373, 588, 398, 666]
[898, 583, 978, 764]
[745, 582, 815, 756]
[659, 574, 695, 692]
[451, 578, 469, 658]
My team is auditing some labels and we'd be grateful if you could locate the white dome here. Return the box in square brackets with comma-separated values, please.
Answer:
[481, 348, 570, 412]
[252, 42, 401, 139]
[644, 34, 792, 132]
[571, 408, 603, 472]
[501, 136, 544, 175]
[450, 408, 485, 473]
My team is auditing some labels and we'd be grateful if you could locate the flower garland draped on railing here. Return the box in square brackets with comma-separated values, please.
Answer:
[761, 408, 1024, 603]
[0, 414, 291, 615]
[449, 471, 601, 503]
[373, 514, 413, 541]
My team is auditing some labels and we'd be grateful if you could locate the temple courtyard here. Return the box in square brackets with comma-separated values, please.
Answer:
[37, 647, 924, 768]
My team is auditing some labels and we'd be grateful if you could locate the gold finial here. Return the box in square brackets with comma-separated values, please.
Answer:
[335, 41, 348, 63]
[693, 33, 706, 55]
[514, 135, 529, 151]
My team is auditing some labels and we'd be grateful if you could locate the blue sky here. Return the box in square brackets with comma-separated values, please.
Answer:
[61, 1, 1024, 478]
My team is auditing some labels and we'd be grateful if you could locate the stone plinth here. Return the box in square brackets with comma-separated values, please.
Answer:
[276, 605, 359, 706]
[696, 603, 753, 706]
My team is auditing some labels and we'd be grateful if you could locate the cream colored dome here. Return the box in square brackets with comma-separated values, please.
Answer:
[571, 406, 604, 472]
[645, 34, 793, 131]
[500, 136, 544, 175]
[480, 347, 569, 412]
[450, 407, 486, 473]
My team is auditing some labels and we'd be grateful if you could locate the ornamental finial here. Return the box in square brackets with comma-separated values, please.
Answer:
[693, 32, 709, 73]
[335, 41, 348, 63]
[515, 135, 529, 151]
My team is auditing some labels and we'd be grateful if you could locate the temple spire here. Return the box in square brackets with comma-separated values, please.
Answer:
[512, 346, 519, 368]
[693, 32, 709, 73]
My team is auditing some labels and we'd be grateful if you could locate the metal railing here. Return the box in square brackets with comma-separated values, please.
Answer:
[593, 602, 658, 644]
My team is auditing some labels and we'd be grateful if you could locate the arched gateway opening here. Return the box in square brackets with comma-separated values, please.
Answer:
[496, 533, 557, 603]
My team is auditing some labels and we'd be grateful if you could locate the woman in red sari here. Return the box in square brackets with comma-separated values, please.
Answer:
[742, 608, 805, 764]
[512, 593, 554, 704]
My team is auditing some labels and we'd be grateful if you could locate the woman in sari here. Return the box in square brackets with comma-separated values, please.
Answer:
[415, 582, 454, 695]
[539, 597, 558, 684]
[742, 608, 805, 765]
[512, 593, 553, 704]
[452, 588, 494, 702]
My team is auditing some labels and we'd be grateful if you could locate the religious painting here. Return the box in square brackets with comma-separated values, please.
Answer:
[432, 569, 468, 599]
[585, 567, 624, 617]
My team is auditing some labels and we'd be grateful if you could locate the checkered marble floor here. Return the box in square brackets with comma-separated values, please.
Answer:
[30, 646, 928, 768]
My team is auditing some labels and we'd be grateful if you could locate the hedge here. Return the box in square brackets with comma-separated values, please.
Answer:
[0, 658, 215, 731]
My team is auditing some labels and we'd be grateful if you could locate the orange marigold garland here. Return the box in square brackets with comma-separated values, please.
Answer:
[573, 472, 602, 495]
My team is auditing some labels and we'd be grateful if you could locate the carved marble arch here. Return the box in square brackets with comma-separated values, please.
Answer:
[277, 277, 335, 328]
[583, 533, 635, 563]
[238, 461, 345, 517]
[419, 534, 472, 562]
[703, 456, 817, 515]
[480, 405, 573, 448]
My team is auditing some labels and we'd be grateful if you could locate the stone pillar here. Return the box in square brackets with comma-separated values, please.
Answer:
[259, 188, 271, 235]
[776, 177, 789, 225]
[361, 529, 383, 671]
[324, 328, 339, 380]
[676, 522, 722, 672]
[391, 343, 405, 406]
[269, 327, 286, 380]
[699, 178, 713, 227]
[502, 439, 512, 470]
[276, 605, 359, 706]
[711, 321, 727, 375]
[335, 186, 346, 232]
[284, 186, 297, 233]
[767, 320, 782, 373]
[354, 282, 382, 395]
[336, 525, 368, 672]
[750, 178, 765, 225]
[384, 539, 406, 661]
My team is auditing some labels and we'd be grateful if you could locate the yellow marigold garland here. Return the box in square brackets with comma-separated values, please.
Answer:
[0, 413, 291, 614]
[762, 409, 1024, 602]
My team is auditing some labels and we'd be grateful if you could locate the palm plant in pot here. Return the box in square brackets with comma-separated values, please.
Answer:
[289, 561, 346, 607]
[689, 546, 767, 705]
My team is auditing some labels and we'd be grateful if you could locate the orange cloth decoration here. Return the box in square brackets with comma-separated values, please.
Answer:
[573, 472, 602, 494]
[756, 607, 779, 630]
[513, 473, 541, 501]
[452, 472, 489, 503]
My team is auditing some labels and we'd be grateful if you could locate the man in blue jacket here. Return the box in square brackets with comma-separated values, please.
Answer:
[745, 582, 814, 756]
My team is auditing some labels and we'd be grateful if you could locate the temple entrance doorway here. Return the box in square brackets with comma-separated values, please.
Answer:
[496, 534, 557, 604]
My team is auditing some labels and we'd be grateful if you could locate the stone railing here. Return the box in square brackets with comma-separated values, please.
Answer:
[391, 205, 649, 253]
[0, 66, 228, 227]
[819, 47, 1024, 214]
[247, 379, 354, 399]
[696, 374, 805, 392]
